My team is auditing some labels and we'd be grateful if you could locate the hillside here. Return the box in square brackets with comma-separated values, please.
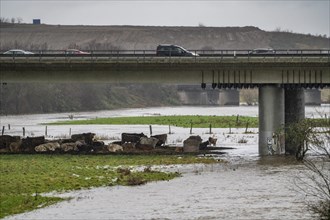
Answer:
[0, 24, 329, 50]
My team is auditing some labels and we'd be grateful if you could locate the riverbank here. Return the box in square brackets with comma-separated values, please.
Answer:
[3, 155, 317, 220]
[0, 154, 220, 218]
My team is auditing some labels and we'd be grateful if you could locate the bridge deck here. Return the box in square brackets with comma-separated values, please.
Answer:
[1, 51, 329, 86]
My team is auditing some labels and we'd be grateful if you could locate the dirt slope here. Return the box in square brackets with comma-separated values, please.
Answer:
[1, 24, 329, 50]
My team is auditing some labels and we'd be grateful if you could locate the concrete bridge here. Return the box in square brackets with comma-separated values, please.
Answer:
[1, 49, 329, 155]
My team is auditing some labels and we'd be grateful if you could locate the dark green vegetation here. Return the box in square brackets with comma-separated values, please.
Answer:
[0, 154, 218, 218]
[48, 115, 259, 128]
[286, 119, 330, 160]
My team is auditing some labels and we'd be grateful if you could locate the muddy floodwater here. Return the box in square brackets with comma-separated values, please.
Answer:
[1, 105, 329, 220]
[3, 157, 314, 220]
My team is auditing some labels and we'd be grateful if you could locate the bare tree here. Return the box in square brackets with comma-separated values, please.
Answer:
[0, 17, 10, 23]
[291, 118, 330, 219]
[67, 42, 80, 49]
[295, 158, 330, 220]
[240, 89, 258, 106]
[16, 17, 23, 24]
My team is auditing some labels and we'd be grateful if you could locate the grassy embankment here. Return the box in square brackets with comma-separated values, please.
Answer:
[47, 115, 329, 129]
[48, 115, 259, 128]
[0, 154, 219, 218]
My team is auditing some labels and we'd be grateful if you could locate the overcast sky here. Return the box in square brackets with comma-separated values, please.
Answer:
[1, 0, 329, 36]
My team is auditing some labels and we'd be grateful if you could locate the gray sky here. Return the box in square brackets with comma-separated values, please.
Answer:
[1, 0, 329, 36]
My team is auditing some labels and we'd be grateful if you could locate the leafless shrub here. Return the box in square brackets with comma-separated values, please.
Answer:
[238, 138, 247, 144]
[0, 17, 23, 24]
[295, 158, 330, 220]
[240, 89, 258, 106]
[292, 117, 330, 219]
[143, 166, 152, 173]
[126, 175, 146, 186]
[117, 167, 131, 176]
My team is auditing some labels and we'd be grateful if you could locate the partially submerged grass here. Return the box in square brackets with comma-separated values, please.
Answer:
[46, 115, 329, 130]
[46, 115, 259, 128]
[0, 154, 219, 218]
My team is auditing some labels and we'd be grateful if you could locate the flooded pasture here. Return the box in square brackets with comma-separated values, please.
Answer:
[3, 158, 313, 220]
[1, 105, 329, 220]
[1, 105, 328, 146]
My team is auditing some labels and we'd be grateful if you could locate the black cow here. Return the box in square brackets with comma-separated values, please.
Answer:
[121, 133, 146, 144]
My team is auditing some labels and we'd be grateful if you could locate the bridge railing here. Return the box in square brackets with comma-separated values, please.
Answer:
[0, 49, 329, 62]
[0, 49, 329, 55]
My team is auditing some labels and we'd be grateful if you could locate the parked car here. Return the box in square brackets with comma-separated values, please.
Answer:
[64, 49, 90, 55]
[156, 44, 198, 56]
[3, 49, 34, 55]
[248, 48, 275, 55]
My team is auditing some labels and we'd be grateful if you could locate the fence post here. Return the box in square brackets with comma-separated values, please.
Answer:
[168, 125, 172, 134]
[23, 127, 25, 137]
[245, 121, 249, 133]
[8, 124, 10, 130]
[149, 125, 152, 136]
[190, 123, 193, 134]
[1, 126, 4, 135]
[209, 124, 212, 134]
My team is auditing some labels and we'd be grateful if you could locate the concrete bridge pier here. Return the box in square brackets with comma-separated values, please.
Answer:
[285, 89, 305, 155]
[259, 85, 285, 155]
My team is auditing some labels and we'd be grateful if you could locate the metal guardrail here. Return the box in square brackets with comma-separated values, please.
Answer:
[0, 49, 329, 55]
[0, 50, 329, 63]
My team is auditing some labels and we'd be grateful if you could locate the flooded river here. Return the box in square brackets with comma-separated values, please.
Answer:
[1, 105, 328, 146]
[1, 105, 329, 220]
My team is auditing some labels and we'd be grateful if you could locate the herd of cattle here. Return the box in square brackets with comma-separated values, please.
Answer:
[0, 132, 217, 154]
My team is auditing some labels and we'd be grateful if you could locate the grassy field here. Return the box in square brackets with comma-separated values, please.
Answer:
[47, 115, 259, 128]
[47, 115, 329, 129]
[0, 154, 219, 218]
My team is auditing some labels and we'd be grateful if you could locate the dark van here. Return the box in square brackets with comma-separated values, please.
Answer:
[156, 44, 198, 56]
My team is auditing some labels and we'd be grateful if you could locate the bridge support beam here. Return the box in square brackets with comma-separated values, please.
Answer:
[259, 85, 285, 155]
[285, 89, 305, 155]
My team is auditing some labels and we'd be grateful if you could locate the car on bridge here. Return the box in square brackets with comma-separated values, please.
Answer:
[3, 49, 34, 55]
[64, 49, 90, 55]
[248, 48, 275, 55]
[156, 44, 199, 56]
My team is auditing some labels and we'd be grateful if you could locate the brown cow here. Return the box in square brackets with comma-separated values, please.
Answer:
[208, 137, 217, 146]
